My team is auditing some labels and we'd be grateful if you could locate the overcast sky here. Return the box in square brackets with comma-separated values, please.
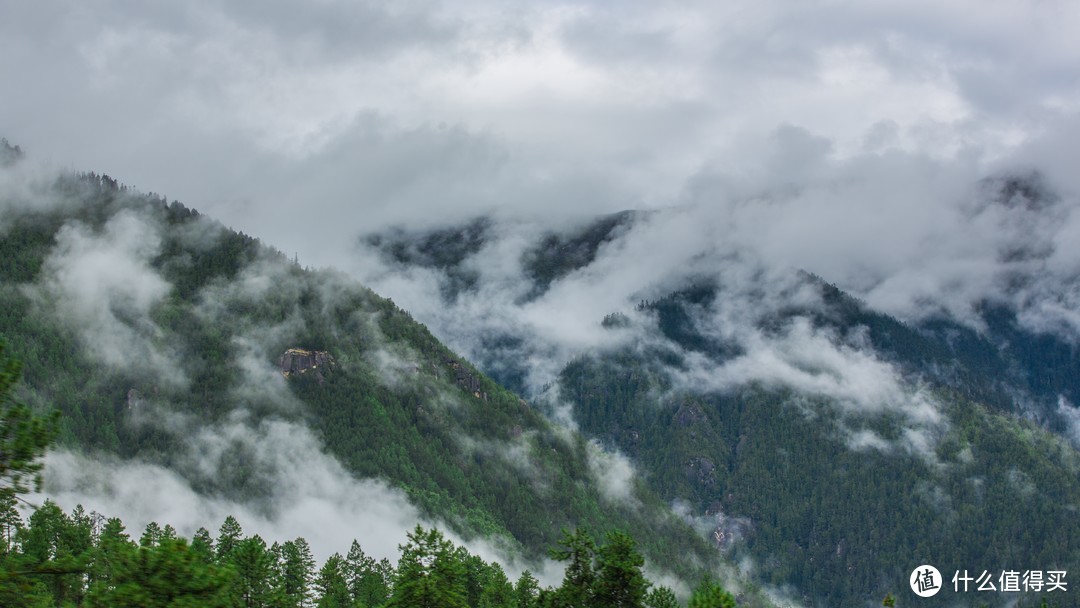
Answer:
[3, 0, 1079, 262]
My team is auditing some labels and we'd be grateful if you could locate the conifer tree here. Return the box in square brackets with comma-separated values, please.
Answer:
[644, 586, 679, 608]
[549, 528, 596, 608]
[217, 515, 243, 562]
[231, 535, 279, 607]
[687, 579, 736, 608]
[514, 570, 540, 608]
[346, 539, 391, 607]
[388, 526, 467, 608]
[593, 530, 649, 608]
[313, 553, 352, 608]
[191, 527, 215, 564]
[280, 538, 316, 607]
[85, 536, 233, 607]
[0, 345, 57, 504]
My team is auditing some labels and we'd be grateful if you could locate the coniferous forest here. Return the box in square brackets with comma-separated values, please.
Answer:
[1, 150, 1077, 607]
[0, 163, 766, 606]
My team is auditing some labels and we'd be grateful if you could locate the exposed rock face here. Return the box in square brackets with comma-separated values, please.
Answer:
[447, 358, 488, 401]
[280, 348, 335, 378]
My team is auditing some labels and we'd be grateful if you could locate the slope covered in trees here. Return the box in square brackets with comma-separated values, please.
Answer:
[0, 166, 777, 602]
[557, 282, 1080, 607]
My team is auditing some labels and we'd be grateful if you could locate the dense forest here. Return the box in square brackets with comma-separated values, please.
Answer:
[0, 161, 784, 606]
[557, 284, 1080, 607]
[3, 149, 1078, 606]
[362, 201, 1080, 607]
[1, 498, 733, 608]
[0, 338, 739, 607]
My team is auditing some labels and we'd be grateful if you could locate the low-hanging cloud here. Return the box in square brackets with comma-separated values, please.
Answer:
[584, 440, 639, 507]
[28, 209, 188, 387]
[32, 411, 568, 586]
[33, 420, 423, 564]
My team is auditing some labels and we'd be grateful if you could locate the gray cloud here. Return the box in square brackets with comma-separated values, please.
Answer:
[6, 0, 1079, 264]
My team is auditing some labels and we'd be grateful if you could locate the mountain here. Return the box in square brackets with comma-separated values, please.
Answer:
[355, 182, 1080, 607]
[561, 279, 1080, 607]
[6, 147, 1078, 606]
[0, 163, 782, 605]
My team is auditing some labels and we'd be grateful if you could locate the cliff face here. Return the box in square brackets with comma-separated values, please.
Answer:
[280, 348, 335, 378]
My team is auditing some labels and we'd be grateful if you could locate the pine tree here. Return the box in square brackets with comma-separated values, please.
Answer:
[388, 526, 467, 608]
[140, 522, 163, 548]
[89, 517, 134, 595]
[231, 535, 279, 607]
[21, 500, 85, 604]
[85, 536, 234, 607]
[0, 495, 21, 555]
[549, 528, 596, 608]
[644, 586, 679, 608]
[313, 553, 352, 608]
[346, 539, 391, 607]
[514, 570, 540, 608]
[0, 345, 57, 504]
[687, 579, 735, 608]
[593, 531, 649, 608]
[216, 515, 243, 563]
[191, 527, 215, 564]
[280, 538, 316, 607]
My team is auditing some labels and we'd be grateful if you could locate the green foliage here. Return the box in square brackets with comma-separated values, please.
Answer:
[644, 586, 679, 608]
[86, 536, 234, 607]
[0, 343, 58, 503]
[592, 531, 649, 608]
[548, 528, 596, 608]
[231, 535, 278, 607]
[346, 540, 392, 607]
[687, 580, 735, 608]
[2, 496, 710, 608]
[389, 526, 468, 608]
[277, 538, 316, 607]
[560, 278, 1080, 607]
[0, 172, 714, 582]
[314, 553, 352, 608]
[514, 570, 540, 608]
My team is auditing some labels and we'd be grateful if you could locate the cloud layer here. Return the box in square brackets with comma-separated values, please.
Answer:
[3, 0, 1080, 262]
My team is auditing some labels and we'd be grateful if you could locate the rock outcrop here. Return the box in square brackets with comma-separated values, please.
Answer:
[280, 348, 335, 379]
[447, 358, 488, 401]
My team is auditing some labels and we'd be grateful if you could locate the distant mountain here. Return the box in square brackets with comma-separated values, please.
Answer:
[562, 278, 1080, 606]
[356, 180, 1080, 607]
[0, 165, 783, 605]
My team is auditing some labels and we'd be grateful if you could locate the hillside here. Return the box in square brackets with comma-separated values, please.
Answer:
[562, 280, 1080, 606]
[0, 164, 776, 603]
[355, 193, 1080, 607]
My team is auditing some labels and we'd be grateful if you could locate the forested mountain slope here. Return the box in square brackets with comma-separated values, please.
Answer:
[0, 162, 774, 602]
[561, 281, 1080, 606]
[355, 189, 1080, 607]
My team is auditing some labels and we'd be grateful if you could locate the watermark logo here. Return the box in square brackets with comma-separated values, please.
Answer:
[910, 565, 942, 597]
[952, 569, 1067, 593]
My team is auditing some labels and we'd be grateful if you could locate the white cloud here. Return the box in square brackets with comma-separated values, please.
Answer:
[584, 440, 638, 506]
[29, 209, 187, 386]
[32, 420, 426, 564]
